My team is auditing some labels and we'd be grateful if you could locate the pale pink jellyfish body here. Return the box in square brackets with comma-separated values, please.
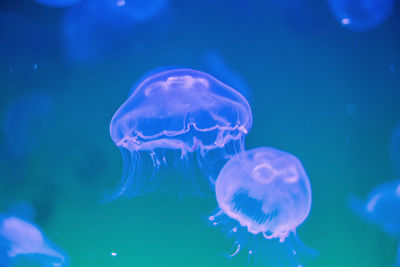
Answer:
[210, 147, 315, 266]
[109, 68, 252, 198]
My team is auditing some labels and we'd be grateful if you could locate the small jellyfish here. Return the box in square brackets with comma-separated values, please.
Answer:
[0, 214, 68, 266]
[109, 68, 252, 198]
[104, 0, 169, 22]
[349, 179, 400, 266]
[209, 147, 315, 266]
[327, 0, 395, 32]
[34, 0, 80, 8]
[2, 91, 54, 160]
[390, 121, 400, 177]
[204, 50, 253, 103]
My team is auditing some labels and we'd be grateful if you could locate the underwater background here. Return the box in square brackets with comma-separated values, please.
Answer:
[1, 0, 400, 266]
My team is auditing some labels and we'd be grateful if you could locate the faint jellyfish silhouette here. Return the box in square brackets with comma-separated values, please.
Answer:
[104, 0, 169, 22]
[109, 68, 252, 198]
[2, 91, 53, 160]
[390, 121, 400, 177]
[62, 0, 136, 64]
[34, 0, 80, 8]
[349, 179, 400, 266]
[204, 50, 252, 103]
[209, 147, 316, 266]
[0, 215, 68, 266]
[327, 0, 395, 32]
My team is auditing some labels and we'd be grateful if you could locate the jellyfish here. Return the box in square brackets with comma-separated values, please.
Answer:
[103, 0, 169, 23]
[109, 68, 252, 198]
[204, 50, 252, 103]
[62, 0, 136, 64]
[209, 147, 315, 266]
[326, 0, 395, 32]
[349, 179, 400, 266]
[34, 0, 80, 8]
[2, 91, 54, 160]
[390, 121, 400, 178]
[0, 214, 68, 266]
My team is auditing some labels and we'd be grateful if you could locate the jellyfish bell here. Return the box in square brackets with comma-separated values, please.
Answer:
[0, 215, 68, 266]
[62, 0, 137, 64]
[327, 0, 395, 32]
[109, 68, 252, 198]
[349, 179, 400, 266]
[349, 179, 400, 237]
[210, 147, 315, 266]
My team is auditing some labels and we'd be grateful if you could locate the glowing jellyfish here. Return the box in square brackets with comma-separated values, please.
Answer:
[0, 215, 68, 266]
[209, 147, 315, 266]
[109, 68, 252, 198]
[327, 0, 395, 32]
[204, 50, 252, 103]
[349, 179, 400, 266]
[2, 92, 53, 160]
[104, 0, 169, 22]
[390, 121, 400, 177]
[34, 0, 80, 8]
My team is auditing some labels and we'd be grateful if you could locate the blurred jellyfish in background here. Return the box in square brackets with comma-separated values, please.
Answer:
[109, 68, 252, 198]
[34, 0, 80, 8]
[62, 0, 136, 64]
[62, 0, 171, 64]
[349, 180, 400, 266]
[0, 215, 68, 266]
[204, 50, 252, 103]
[327, 0, 395, 32]
[390, 121, 400, 177]
[2, 91, 54, 161]
[103, 0, 169, 23]
[209, 147, 315, 266]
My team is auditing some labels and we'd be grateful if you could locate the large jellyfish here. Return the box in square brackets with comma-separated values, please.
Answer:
[0, 214, 68, 266]
[327, 0, 395, 32]
[109, 68, 252, 198]
[209, 147, 315, 266]
[390, 121, 400, 177]
[349, 179, 400, 266]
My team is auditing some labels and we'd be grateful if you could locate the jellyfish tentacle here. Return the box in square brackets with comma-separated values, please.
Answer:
[228, 242, 241, 257]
